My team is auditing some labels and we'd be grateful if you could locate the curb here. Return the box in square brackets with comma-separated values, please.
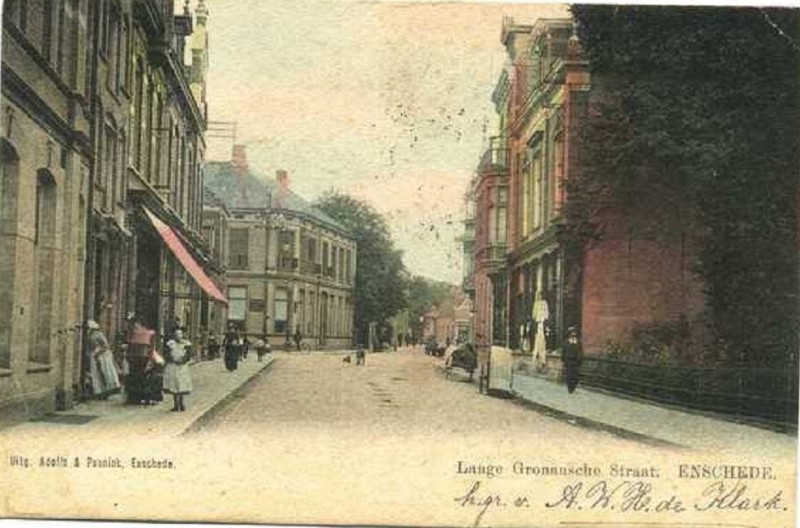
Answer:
[433, 360, 685, 449]
[509, 392, 686, 450]
[179, 356, 277, 436]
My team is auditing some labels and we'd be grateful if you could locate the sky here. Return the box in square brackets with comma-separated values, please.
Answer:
[200, 0, 569, 284]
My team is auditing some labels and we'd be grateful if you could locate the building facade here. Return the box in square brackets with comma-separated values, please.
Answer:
[465, 16, 706, 373]
[1, 0, 94, 419]
[0, 0, 223, 422]
[204, 146, 357, 349]
[83, 0, 222, 353]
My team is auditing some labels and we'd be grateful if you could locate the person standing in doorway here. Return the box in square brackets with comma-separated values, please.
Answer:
[562, 326, 583, 394]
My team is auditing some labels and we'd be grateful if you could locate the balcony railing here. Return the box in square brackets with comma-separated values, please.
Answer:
[476, 243, 508, 265]
[479, 148, 509, 172]
[479, 137, 509, 172]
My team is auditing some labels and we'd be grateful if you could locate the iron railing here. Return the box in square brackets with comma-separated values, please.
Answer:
[580, 357, 799, 426]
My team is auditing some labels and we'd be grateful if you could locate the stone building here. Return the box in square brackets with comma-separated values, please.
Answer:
[0, 0, 224, 422]
[1, 0, 94, 419]
[201, 187, 229, 338]
[204, 145, 357, 349]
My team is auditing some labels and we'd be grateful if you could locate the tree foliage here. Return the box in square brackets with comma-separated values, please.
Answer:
[315, 191, 408, 344]
[568, 6, 799, 366]
[406, 276, 456, 337]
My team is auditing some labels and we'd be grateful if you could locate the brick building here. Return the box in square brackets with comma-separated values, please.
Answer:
[464, 16, 706, 372]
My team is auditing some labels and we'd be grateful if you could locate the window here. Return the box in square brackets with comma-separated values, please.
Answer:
[552, 132, 565, 211]
[0, 140, 19, 368]
[274, 287, 288, 334]
[107, 4, 120, 90]
[488, 206, 496, 244]
[278, 230, 296, 270]
[55, 0, 67, 74]
[99, 1, 110, 56]
[31, 170, 57, 364]
[119, 18, 130, 90]
[42, 0, 53, 61]
[104, 126, 117, 210]
[228, 287, 247, 321]
[132, 60, 144, 167]
[520, 152, 530, 236]
[530, 149, 543, 232]
[496, 187, 507, 244]
[306, 236, 317, 261]
[118, 131, 126, 204]
[228, 228, 249, 269]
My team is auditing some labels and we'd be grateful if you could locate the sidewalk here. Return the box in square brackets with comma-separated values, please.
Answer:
[2, 355, 274, 439]
[508, 372, 796, 457]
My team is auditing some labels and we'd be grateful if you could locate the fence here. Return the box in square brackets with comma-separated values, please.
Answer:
[580, 358, 798, 426]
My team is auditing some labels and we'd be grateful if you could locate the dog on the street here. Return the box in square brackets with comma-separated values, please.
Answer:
[342, 355, 352, 363]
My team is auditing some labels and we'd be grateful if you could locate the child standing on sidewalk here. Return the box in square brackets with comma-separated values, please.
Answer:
[163, 328, 193, 412]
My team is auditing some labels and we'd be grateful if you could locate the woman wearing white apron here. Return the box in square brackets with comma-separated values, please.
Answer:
[86, 320, 121, 399]
[163, 329, 193, 412]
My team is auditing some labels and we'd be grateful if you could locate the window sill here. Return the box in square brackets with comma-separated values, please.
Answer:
[26, 363, 53, 374]
[0, 368, 12, 378]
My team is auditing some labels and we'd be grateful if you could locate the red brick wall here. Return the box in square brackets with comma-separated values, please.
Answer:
[581, 200, 707, 355]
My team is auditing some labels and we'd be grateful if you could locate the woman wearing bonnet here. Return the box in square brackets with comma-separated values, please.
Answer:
[86, 320, 121, 399]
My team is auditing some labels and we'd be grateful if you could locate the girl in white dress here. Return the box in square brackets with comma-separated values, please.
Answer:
[163, 329, 193, 411]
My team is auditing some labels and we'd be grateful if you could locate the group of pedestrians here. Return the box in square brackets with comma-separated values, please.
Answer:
[221, 325, 272, 372]
[84, 315, 195, 412]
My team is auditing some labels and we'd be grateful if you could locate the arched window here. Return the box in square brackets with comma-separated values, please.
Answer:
[30, 169, 58, 364]
[0, 139, 20, 368]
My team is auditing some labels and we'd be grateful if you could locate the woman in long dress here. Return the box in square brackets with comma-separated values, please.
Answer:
[222, 327, 240, 372]
[86, 321, 121, 399]
[163, 329, 193, 412]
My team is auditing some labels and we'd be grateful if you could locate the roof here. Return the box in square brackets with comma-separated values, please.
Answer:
[203, 161, 350, 235]
[203, 187, 227, 211]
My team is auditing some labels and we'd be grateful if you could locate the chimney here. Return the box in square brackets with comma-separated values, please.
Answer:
[232, 144, 248, 174]
[276, 170, 289, 188]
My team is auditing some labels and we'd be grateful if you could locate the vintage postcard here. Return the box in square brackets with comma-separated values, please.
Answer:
[0, 1, 797, 527]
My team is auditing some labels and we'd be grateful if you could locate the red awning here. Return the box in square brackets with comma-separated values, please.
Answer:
[143, 207, 227, 304]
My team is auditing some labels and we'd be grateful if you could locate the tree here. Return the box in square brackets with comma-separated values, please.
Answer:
[567, 6, 799, 366]
[406, 276, 456, 340]
[315, 192, 408, 345]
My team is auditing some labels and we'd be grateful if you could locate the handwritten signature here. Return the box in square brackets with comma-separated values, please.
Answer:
[454, 479, 787, 527]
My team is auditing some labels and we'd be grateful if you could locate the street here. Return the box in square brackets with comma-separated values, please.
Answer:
[192, 349, 655, 449]
[2, 349, 795, 527]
